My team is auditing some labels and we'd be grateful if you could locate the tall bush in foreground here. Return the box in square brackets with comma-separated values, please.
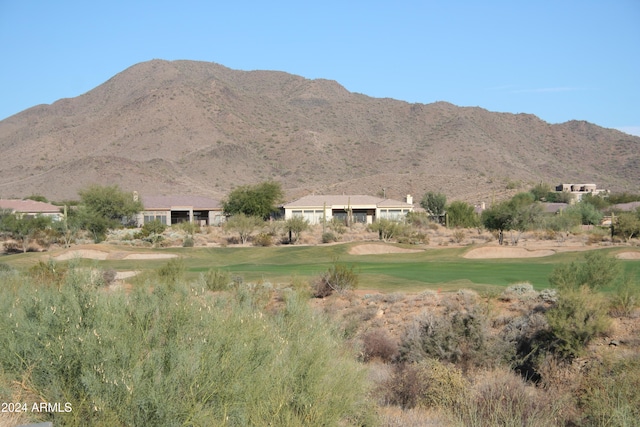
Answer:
[544, 251, 617, 359]
[0, 268, 374, 426]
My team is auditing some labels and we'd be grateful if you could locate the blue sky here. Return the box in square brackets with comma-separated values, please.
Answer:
[1, 1, 639, 135]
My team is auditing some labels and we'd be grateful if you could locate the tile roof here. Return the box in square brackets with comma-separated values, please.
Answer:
[542, 202, 569, 213]
[612, 201, 640, 212]
[141, 195, 221, 210]
[282, 195, 412, 208]
[0, 199, 61, 213]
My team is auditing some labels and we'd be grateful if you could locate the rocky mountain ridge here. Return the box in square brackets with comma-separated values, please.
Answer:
[1, 59, 637, 203]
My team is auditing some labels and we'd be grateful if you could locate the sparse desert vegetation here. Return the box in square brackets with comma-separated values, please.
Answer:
[1, 245, 639, 426]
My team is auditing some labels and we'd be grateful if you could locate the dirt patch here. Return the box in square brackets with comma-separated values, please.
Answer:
[122, 253, 178, 260]
[54, 249, 109, 260]
[349, 244, 423, 255]
[464, 247, 556, 259]
[616, 251, 640, 260]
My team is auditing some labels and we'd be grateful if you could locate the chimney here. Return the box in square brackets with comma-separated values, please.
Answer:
[406, 194, 413, 205]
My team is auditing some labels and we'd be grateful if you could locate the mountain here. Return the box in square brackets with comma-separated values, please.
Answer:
[0, 59, 638, 204]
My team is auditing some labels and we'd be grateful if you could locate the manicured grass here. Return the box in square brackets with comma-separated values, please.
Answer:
[3, 244, 640, 293]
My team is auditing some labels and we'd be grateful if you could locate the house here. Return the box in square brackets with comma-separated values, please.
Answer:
[282, 194, 414, 225]
[0, 199, 63, 221]
[137, 195, 224, 226]
[555, 183, 607, 202]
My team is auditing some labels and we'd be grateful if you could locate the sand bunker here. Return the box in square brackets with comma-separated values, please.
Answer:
[349, 244, 423, 255]
[115, 271, 140, 280]
[464, 247, 556, 259]
[52, 250, 178, 261]
[122, 253, 178, 260]
[616, 251, 640, 260]
[54, 250, 109, 260]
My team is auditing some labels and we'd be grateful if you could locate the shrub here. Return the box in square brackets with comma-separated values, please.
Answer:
[201, 268, 231, 291]
[182, 236, 194, 247]
[549, 251, 622, 291]
[313, 262, 359, 298]
[398, 299, 498, 369]
[610, 275, 640, 317]
[0, 262, 15, 274]
[322, 231, 338, 243]
[28, 260, 67, 287]
[449, 368, 569, 427]
[141, 219, 167, 237]
[577, 356, 640, 425]
[0, 269, 374, 426]
[546, 286, 611, 359]
[101, 268, 117, 286]
[329, 217, 347, 234]
[452, 229, 465, 243]
[362, 328, 398, 362]
[383, 359, 468, 410]
[253, 232, 273, 246]
[157, 258, 185, 285]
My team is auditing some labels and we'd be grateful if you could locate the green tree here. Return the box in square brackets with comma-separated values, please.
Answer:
[482, 193, 543, 244]
[564, 201, 603, 226]
[614, 211, 640, 242]
[368, 218, 406, 242]
[446, 201, 479, 228]
[78, 185, 143, 226]
[530, 182, 552, 201]
[224, 213, 263, 244]
[222, 181, 283, 220]
[285, 216, 310, 243]
[581, 193, 609, 210]
[420, 192, 447, 219]
[481, 201, 513, 233]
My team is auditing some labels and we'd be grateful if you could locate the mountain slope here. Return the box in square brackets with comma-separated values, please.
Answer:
[0, 59, 638, 203]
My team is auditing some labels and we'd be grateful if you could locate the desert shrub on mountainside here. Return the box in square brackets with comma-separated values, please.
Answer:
[0, 265, 373, 426]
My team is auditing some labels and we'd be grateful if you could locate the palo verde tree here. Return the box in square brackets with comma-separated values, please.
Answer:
[614, 211, 640, 242]
[222, 181, 283, 220]
[224, 213, 263, 244]
[482, 193, 543, 244]
[420, 192, 447, 220]
[446, 201, 479, 228]
[284, 216, 310, 243]
[78, 185, 143, 225]
[77, 185, 143, 242]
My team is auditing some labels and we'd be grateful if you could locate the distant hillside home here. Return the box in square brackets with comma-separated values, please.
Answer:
[555, 183, 607, 201]
[138, 195, 223, 226]
[0, 199, 63, 221]
[282, 195, 414, 225]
